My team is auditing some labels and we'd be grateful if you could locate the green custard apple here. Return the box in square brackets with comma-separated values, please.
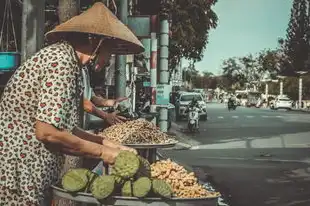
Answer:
[112, 151, 140, 179]
[152, 179, 173, 198]
[133, 177, 152, 198]
[61, 168, 90, 192]
[90, 175, 115, 200]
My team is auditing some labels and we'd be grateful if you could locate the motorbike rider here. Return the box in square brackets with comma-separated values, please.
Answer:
[228, 95, 236, 108]
[188, 96, 200, 108]
[186, 96, 200, 131]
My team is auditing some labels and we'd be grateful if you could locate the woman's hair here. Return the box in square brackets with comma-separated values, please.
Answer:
[64, 32, 102, 47]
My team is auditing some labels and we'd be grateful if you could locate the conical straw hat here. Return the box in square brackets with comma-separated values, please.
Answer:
[45, 2, 144, 54]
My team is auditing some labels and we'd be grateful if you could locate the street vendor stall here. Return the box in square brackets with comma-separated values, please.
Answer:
[51, 119, 220, 206]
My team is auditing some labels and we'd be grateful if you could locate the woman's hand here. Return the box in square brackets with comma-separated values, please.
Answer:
[104, 112, 127, 125]
[102, 139, 137, 155]
[100, 145, 120, 164]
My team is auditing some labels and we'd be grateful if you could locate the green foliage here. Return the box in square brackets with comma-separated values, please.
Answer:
[219, 50, 283, 90]
[281, 0, 310, 75]
[163, 0, 218, 70]
[257, 49, 281, 79]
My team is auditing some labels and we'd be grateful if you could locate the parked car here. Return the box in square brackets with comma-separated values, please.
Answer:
[175, 92, 207, 120]
[273, 96, 292, 110]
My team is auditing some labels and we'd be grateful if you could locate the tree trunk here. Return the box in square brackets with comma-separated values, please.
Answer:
[58, 0, 80, 23]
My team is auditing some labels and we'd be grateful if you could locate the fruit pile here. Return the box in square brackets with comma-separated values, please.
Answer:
[151, 159, 220, 198]
[98, 119, 176, 145]
[61, 151, 173, 200]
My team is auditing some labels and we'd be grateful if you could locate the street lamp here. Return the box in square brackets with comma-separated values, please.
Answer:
[295, 71, 308, 109]
[277, 75, 286, 96]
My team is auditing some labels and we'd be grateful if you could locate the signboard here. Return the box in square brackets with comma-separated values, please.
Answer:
[128, 16, 151, 38]
[156, 84, 170, 105]
[143, 81, 151, 87]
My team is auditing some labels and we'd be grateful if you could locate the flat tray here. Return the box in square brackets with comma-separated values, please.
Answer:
[52, 186, 218, 206]
[124, 142, 178, 149]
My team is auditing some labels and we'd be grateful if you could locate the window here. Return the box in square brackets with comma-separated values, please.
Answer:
[180, 94, 203, 101]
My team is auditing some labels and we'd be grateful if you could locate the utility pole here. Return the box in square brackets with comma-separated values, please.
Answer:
[21, 0, 45, 62]
[296, 71, 308, 109]
[150, 15, 158, 124]
[58, 0, 80, 23]
[158, 13, 170, 132]
[115, 0, 128, 98]
[299, 76, 302, 108]
[277, 76, 285, 96]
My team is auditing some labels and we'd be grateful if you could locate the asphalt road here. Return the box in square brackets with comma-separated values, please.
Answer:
[161, 103, 310, 206]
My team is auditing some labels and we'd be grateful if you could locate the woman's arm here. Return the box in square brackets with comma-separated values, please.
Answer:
[84, 99, 127, 125]
[91, 95, 109, 107]
[35, 121, 118, 163]
[71, 126, 103, 144]
[91, 95, 128, 108]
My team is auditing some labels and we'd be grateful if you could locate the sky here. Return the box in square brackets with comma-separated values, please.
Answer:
[182, 0, 293, 75]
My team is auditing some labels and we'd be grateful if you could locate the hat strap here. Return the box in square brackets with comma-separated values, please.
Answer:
[91, 38, 104, 58]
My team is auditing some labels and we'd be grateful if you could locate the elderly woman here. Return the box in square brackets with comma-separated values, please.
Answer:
[0, 2, 143, 205]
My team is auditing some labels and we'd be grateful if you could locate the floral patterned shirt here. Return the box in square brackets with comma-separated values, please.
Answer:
[0, 42, 83, 205]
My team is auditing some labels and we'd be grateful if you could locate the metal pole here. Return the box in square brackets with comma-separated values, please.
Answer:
[150, 16, 158, 124]
[265, 83, 268, 98]
[21, 0, 45, 62]
[132, 66, 137, 112]
[141, 39, 151, 71]
[115, 0, 128, 98]
[299, 76, 302, 109]
[280, 80, 283, 96]
[158, 17, 169, 132]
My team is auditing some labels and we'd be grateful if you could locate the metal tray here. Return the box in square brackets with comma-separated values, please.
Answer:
[124, 142, 178, 149]
[52, 186, 218, 206]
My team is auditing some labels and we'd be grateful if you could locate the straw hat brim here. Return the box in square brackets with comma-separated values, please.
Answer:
[45, 2, 144, 55]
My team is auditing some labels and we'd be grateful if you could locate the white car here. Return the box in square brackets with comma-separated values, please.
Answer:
[176, 92, 208, 120]
[273, 97, 292, 110]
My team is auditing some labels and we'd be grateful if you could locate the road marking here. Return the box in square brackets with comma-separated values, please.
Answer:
[261, 115, 269, 118]
[198, 156, 310, 164]
[246, 116, 254, 118]
[218, 116, 224, 119]
[232, 116, 239, 118]
[275, 116, 283, 118]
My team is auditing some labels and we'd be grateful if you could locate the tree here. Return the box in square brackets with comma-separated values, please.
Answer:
[239, 54, 261, 84]
[221, 57, 245, 89]
[257, 49, 281, 79]
[220, 51, 283, 91]
[203, 71, 214, 77]
[281, 0, 309, 75]
[182, 61, 198, 82]
[163, 0, 218, 70]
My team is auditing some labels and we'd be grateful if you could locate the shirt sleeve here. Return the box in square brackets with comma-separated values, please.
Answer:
[90, 88, 96, 98]
[36, 55, 79, 130]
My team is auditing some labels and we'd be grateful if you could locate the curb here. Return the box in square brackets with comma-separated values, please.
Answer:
[291, 109, 310, 113]
[166, 122, 195, 150]
[258, 107, 310, 113]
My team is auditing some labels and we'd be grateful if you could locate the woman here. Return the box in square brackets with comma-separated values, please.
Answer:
[0, 2, 144, 205]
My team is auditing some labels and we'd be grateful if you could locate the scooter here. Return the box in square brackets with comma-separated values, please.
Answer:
[228, 100, 236, 111]
[186, 105, 201, 132]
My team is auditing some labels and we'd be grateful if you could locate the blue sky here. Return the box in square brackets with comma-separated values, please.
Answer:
[182, 0, 293, 75]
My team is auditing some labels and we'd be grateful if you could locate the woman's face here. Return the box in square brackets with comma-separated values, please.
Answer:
[92, 41, 113, 71]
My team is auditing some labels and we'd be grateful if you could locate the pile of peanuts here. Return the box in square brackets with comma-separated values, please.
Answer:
[98, 119, 176, 144]
[151, 159, 220, 198]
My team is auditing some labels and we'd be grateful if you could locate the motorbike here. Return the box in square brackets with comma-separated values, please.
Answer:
[186, 104, 201, 132]
[228, 100, 237, 111]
